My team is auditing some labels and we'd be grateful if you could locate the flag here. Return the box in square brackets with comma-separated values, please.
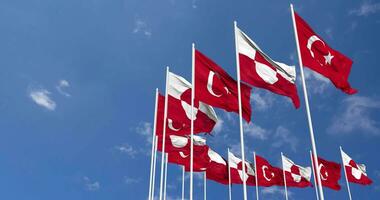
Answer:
[155, 72, 218, 136]
[255, 155, 284, 186]
[228, 151, 256, 185]
[282, 154, 312, 187]
[341, 149, 373, 185]
[195, 49, 252, 122]
[313, 157, 341, 190]
[206, 149, 229, 185]
[236, 27, 300, 108]
[157, 135, 210, 172]
[294, 12, 357, 94]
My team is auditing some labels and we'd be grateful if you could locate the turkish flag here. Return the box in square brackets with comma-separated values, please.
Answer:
[236, 27, 300, 108]
[294, 12, 357, 94]
[255, 155, 284, 187]
[282, 155, 312, 188]
[206, 149, 229, 185]
[228, 151, 256, 186]
[195, 49, 252, 122]
[341, 149, 373, 185]
[313, 157, 342, 190]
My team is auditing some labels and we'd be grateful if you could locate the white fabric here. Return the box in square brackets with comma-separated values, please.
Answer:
[228, 152, 255, 177]
[208, 149, 226, 165]
[169, 135, 188, 148]
[282, 155, 311, 181]
[341, 149, 368, 178]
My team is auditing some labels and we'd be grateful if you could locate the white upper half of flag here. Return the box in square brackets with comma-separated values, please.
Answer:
[169, 135, 206, 148]
[228, 151, 255, 176]
[282, 154, 311, 181]
[167, 71, 218, 122]
[208, 149, 226, 165]
[341, 149, 368, 176]
[235, 27, 296, 83]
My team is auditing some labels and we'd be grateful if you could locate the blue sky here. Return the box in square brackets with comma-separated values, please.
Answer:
[0, 0, 379, 199]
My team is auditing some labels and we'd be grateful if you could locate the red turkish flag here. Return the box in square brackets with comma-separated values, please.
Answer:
[341, 149, 373, 185]
[313, 157, 342, 190]
[206, 149, 229, 185]
[228, 152, 256, 186]
[195, 49, 252, 122]
[255, 155, 284, 187]
[236, 27, 300, 108]
[282, 155, 312, 188]
[294, 12, 357, 94]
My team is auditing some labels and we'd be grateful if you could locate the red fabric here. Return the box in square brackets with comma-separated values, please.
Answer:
[206, 150, 229, 185]
[294, 12, 357, 94]
[229, 161, 256, 186]
[346, 160, 373, 185]
[255, 155, 284, 187]
[284, 165, 312, 188]
[195, 49, 252, 122]
[239, 52, 300, 109]
[156, 94, 216, 136]
[314, 157, 342, 190]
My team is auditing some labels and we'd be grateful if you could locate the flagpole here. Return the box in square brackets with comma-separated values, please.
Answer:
[190, 42, 195, 200]
[159, 67, 170, 200]
[152, 135, 159, 200]
[182, 166, 185, 200]
[204, 171, 207, 200]
[233, 20, 248, 200]
[228, 148, 232, 200]
[281, 153, 289, 200]
[149, 89, 159, 200]
[164, 153, 168, 200]
[253, 151, 259, 200]
[290, 4, 325, 200]
[310, 151, 320, 200]
[340, 146, 353, 200]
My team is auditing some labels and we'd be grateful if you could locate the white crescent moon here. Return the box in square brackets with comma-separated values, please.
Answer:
[318, 163, 328, 181]
[168, 119, 183, 132]
[207, 71, 223, 97]
[307, 35, 325, 58]
[179, 151, 189, 158]
[262, 165, 274, 181]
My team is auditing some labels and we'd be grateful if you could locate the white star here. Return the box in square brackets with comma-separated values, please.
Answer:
[324, 52, 334, 65]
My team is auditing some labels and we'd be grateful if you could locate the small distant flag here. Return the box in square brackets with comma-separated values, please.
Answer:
[255, 154, 284, 187]
[313, 156, 342, 190]
[228, 151, 256, 185]
[341, 148, 373, 185]
[281, 154, 312, 188]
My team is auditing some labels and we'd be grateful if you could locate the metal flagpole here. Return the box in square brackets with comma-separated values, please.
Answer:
[204, 171, 207, 200]
[182, 166, 185, 200]
[164, 153, 168, 200]
[159, 67, 170, 200]
[281, 153, 289, 200]
[152, 135, 159, 200]
[340, 146, 353, 200]
[253, 152, 259, 200]
[149, 89, 159, 200]
[228, 148, 232, 200]
[190, 43, 195, 200]
[290, 4, 325, 200]
[233, 21, 248, 200]
[310, 151, 320, 200]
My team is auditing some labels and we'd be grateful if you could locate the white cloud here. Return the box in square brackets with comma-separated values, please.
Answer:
[29, 88, 56, 111]
[191, 0, 198, 9]
[212, 118, 224, 134]
[83, 176, 100, 191]
[56, 79, 71, 97]
[124, 177, 141, 184]
[272, 126, 298, 152]
[133, 19, 152, 37]
[303, 68, 330, 94]
[244, 122, 269, 140]
[261, 187, 293, 198]
[251, 91, 275, 111]
[328, 96, 380, 135]
[136, 122, 153, 143]
[114, 143, 138, 158]
[350, 1, 380, 16]
[325, 28, 333, 39]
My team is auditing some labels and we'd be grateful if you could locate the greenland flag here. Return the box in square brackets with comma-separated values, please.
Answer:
[206, 149, 229, 185]
[236, 27, 300, 108]
[341, 148, 373, 185]
[228, 151, 256, 186]
[282, 154, 312, 188]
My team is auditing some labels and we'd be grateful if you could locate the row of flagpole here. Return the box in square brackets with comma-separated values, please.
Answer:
[146, 4, 363, 200]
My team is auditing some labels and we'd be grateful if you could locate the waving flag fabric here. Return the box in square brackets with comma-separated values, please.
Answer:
[313, 157, 342, 190]
[206, 149, 229, 185]
[282, 154, 312, 187]
[341, 149, 373, 185]
[294, 12, 357, 94]
[195, 49, 252, 122]
[228, 151, 256, 185]
[255, 155, 284, 186]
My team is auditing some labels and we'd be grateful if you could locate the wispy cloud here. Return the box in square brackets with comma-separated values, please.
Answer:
[303, 68, 330, 94]
[324, 28, 333, 39]
[114, 143, 138, 158]
[261, 187, 293, 198]
[191, 0, 198, 9]
[328, 96, 380, 135]
[272, 126, 298, 152]
[350, 1, 380, 16]
[244, 122, 270, 140]
[124, 176, 141, 184]
[29, 88, 56, 111]
[213, 118, 224, 134]
[56, 79, 71, 97]
[133, 19, 152, 37]
[251, 91, 275, 111]
[83, 176, 100, 191]
[136, 122, 153, 143]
